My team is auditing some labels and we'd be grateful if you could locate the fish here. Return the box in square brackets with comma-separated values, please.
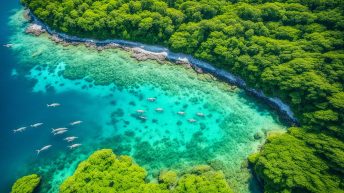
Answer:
[3, 44, 13, 48]
[68, 143, 82, 149]
[147, 97, 156, 102]
[30, 123, 43, 128]
[13, 127, 27, 133]
[188, 119, 197, 123]
[196, 112, 205, 117]
[155, 108, 164, 112]
[47, 103, 61, 107]
[64, 136, 78, 142]
[53, 130, 68, 135]
[70, 121, 82, 126]
[177, 111, 185, 115]
[51, 128, 68, 133]
[136, 110, 145, 113]
[138, 116, 147, 120]
[36, 145, 52, 155]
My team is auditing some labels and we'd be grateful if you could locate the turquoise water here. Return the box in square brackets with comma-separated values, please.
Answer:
[1, 8, 286, 193]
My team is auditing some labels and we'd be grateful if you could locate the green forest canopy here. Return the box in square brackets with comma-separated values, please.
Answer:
[20, 0, 344, 192]
[60, 149, 233, 193]
[11, 174, 40, 193]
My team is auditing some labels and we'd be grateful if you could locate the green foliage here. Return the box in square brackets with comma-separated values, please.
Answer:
[172, 169, 233, 193]
[11, 174, 40, 193]
[247, 153, 259, 165]
[329, 92, 344, 110]
[250, 127, 344, 193]
[159, 171, 178, 189]
[22, 0, 344, 192]
[60, 149, 233, 193]
[60, 149, 149, 192]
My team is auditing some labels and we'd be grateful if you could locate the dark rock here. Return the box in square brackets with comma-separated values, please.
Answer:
[26, 24, 45, 36]
[254, 132, 263, 140]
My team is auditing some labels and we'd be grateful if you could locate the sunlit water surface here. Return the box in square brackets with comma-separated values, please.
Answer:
[0, 7, 286, 193]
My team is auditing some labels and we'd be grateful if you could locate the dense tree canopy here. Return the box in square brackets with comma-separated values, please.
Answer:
[21, 0, 344, 192]
[171, 166, 233, 193]
[60, 149, 163, 192]
[248, 128, 344, 193]
[60, 149, 233, 193]
[11, 174, 40, 193]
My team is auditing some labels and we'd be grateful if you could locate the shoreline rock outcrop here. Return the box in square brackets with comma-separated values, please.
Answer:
[25, 24, 45, 36]
[131, 47, 167, 63]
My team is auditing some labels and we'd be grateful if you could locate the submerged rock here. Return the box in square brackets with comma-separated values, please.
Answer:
[131, 47, 167, 63]
[176, 58, 192, 68]
[23, 9, 30, 20]
[254, 132, 264, 140]
[193, 66, 203, 74]
[26, 24, 45, 36]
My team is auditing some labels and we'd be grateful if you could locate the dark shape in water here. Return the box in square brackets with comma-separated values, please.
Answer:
[129, 101, 136, 106]
[176, 121, 182, 126]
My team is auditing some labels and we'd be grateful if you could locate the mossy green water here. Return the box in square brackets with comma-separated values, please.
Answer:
[8, 10, 286, 193]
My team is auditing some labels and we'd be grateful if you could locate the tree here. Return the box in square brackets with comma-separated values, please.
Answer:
[11, 174, 41, 193]
[60, 149, 234, 193]
[329, 92, 344, 110]
[249, 128, 342, 193]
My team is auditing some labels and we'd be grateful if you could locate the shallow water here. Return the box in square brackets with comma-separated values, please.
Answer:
[1, 6, 286, 193]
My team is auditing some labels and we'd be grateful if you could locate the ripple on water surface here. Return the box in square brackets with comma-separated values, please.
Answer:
[7, 10, 286, 193]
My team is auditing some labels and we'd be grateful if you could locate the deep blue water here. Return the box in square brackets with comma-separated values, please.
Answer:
[0, 1, 28, 191]
[0, 2, 101, 191]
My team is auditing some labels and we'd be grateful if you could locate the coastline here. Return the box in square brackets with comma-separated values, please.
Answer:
[26, 10, 298, 126]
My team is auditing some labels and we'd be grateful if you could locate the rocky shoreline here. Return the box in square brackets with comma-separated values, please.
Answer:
[25, 10, 298, 126]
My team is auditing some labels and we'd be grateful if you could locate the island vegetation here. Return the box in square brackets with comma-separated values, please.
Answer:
[60, 149, 233, 193]
[20, 0, 344, 192]
[11, 174, 41, 193]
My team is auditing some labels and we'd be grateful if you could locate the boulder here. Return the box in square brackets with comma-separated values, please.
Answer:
[26, 24, 45, 36]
